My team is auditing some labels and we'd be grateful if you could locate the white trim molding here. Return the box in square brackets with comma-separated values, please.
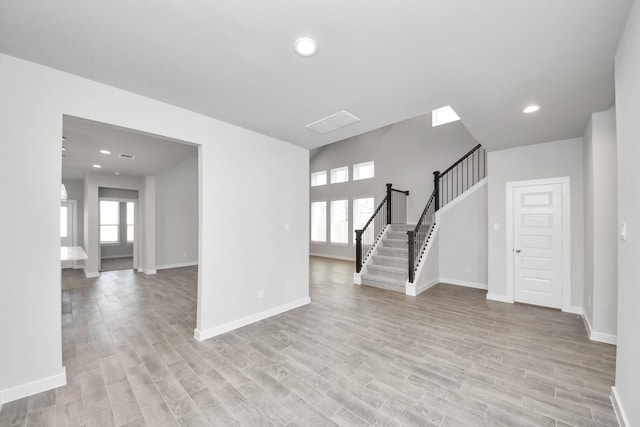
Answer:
[405, 278, 438, 297]
[583, 312, 617, 345]
[611, 387, 629, 427]
[439, 278, 488, 290]
[194, 297, 311, 341]
[0, 367, 66, 405]
[156, 261, 198, 270]
[486, 293, 514, 303]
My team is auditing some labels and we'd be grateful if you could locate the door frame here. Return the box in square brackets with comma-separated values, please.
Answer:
[61, 199, 79, 269]
[506, 176, 572, 312]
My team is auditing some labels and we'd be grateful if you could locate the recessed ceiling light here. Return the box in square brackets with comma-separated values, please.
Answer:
[114, 172, 120, 176]
[100, 149, 111, 155]
[62, 146, 67, 151]
[523, 105, 540, 114]
[92, 164, 102, 168]
[293, 38, 318, 57]
[62, 136, 66, 141]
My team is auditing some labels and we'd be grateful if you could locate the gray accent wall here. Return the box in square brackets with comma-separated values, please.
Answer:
[156, 156, 198, 268]
[613, 1, 640, 423]
[582, 107, 617, 339]
[487, 138, 584, 308]
[310, 114, 479, 260]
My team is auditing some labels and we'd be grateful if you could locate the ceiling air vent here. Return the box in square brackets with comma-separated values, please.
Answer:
[119, 153, 136, 159]
[306, 110, 360, 134]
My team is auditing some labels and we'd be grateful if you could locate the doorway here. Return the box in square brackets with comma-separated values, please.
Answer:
[99, 195, 137, 272]
[60, 200, 77, 269]
[506, 177, 571, 310]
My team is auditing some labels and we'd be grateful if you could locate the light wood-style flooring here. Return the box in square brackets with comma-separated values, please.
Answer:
[0, 257, 617, 426]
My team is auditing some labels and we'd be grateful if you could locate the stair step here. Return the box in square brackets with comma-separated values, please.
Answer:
[386, 230, 410, 240]
[389, 224, 414, 232]
[377, 246, 408, 258]
[361, 273, 406, 293]
[366, 264, 407, 280]
[371, 255, 407, 268]
[381, 238, 407, 249]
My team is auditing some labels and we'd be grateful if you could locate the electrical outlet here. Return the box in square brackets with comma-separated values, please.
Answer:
[466, 267, 472, 274]
[284, 223, 291, 231]
[258, 289, 264, 299]
[182, 251, 187, 258]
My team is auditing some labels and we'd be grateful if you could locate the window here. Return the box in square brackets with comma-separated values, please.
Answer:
[126, 202, 135, 243]
[330, 200, 349, 244]
[100, 200, 119, 243]
[330, 166, 349, 184]
[60, 206, 68, 238]
[432, 105, 461, 127]
[353, 161, 374, 180]
[353, 197, 375, 242]
[311, 201, 326, 242]
[311, 171, 327, 187]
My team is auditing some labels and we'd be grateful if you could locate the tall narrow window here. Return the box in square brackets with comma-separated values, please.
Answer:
[353, 161, 374, 180]
[311, 171, 327, 187]
[353, 197, 374, 242]
[126, 202, 135, 243]
[330, 166, 349, 184]
[330, 200, 349, 244]
[99, 200, 119, 243]
[311, 201, 327, 242]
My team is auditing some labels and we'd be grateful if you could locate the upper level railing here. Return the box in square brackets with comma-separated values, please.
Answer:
[407, 144, 486, 283]
[355, 183, 409, 273]
[433, 144, 486, 210]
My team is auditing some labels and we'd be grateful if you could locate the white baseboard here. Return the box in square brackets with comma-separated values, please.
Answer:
[141, 269, 157, 275]
[194, 297, 311, 341]
[440, 278, 488, 290]
[583, 312, 617, 345]
[611, 386, 629, 427]
[156, 261, 198, 270]
[100, 254, 133, 260]
[563, 305, 583, 315]
[405, 278, 439, 296]
[309, 253, 355, 262]
[0, 367, 66, 405]
[486, 293, 513, 304]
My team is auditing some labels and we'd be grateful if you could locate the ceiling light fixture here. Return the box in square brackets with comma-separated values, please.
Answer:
[114, 172, 120, 176]
[92, 164, 102, 168]
[523, 105, 540, 114]
[62, 146, 67, 151]
[100, 149, 111, 154]
[293, 37, 318, 57]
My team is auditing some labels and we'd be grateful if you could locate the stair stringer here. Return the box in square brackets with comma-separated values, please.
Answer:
[405, 223, 439, 296]
[353, 224, 390, 285]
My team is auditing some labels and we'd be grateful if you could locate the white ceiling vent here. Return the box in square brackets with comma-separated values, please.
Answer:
[306, 110, 360, 134]
[119, 153, 136, 159]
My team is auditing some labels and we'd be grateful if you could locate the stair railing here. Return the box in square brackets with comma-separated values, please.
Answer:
[407, 191, 436, 283]
[408, 144, 487, 283]
[355, 183, 409, 273]
[433, 144, 486, 210]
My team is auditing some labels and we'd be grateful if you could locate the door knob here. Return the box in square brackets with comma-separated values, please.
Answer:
[515, 249, 521, 253]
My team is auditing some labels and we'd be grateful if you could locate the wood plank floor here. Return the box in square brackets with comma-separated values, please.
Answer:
[0, 256, 617, 426]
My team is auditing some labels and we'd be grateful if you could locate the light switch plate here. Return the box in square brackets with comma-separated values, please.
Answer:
[620, 222, 627, 241]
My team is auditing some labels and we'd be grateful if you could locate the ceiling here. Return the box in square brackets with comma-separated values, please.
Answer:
[62, 116, 197, 179]
[0, 1, 634, 152]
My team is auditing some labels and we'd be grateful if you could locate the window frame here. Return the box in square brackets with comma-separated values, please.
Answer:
[330, 166, 349, 184]
[99, 199, 120, 244]
[352, 196, 375, 243]
[311, 170, 327, 187]
[353, 161, 375, 181]
[310, 200, 327, 244]
[330, 199, 349, 246]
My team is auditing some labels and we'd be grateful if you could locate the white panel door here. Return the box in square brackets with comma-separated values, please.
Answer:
[513, 184, 562, 308]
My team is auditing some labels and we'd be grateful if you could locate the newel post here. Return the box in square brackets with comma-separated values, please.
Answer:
[433, 171, 440, 211]
[355, 229, 363, 273]
[386, 183, 393, 224]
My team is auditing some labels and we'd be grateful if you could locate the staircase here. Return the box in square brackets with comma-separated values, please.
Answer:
[361, 224, 413, 292]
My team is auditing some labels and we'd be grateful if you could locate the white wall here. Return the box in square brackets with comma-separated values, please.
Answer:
[582, 107, 618, 342]
[438, 182, 488, 289]
[310, 114, 479, 260]
[487, 138, 584, 310]
[613, 1, 640, 424]
[156, 156, 198, 268]
[0, 54, 309, 403]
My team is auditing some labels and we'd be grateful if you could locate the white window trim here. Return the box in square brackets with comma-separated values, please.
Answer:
[352, 196, 375, 243]
[311, 170, 327, 187]
[330, 166, 349, 184]
[330, 199, 349, 246]
[310, 200, 328, 244]
[353, 161, 375, 181]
